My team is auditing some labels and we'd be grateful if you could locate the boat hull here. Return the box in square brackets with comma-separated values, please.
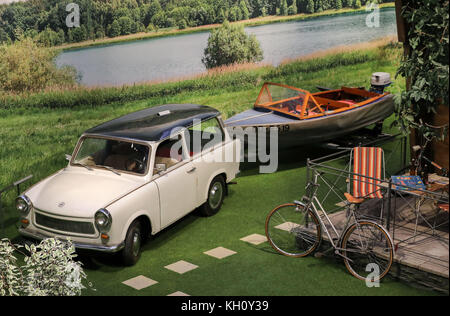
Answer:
[225, 94, 394, 149]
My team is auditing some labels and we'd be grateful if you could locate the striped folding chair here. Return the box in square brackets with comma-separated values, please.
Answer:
[345, 147, 386, 219]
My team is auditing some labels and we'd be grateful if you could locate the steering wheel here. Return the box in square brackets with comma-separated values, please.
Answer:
[134, 158, 145, 171]
[126, 158, 145, 172]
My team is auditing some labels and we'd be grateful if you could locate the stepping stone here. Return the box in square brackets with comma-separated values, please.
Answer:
[167, 291, 190, 296]
[204, 246, 237, 259]
[240, 233, 267, 245]
[165, 260, 198, 274]
[122, 275, 158, 290]
[274, 222, 300, 232]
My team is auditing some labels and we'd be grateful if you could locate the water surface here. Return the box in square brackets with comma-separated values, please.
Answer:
[56, 8, 397, 86]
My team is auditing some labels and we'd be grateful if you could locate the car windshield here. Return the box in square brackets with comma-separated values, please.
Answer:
[73, 137, 150, 175]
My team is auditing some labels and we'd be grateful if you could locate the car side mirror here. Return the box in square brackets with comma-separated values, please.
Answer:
[65, 154, 72, 162]
[155, 163, 167, 174]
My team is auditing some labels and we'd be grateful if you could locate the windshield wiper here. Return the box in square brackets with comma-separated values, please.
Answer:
[97, 165, 121, 176]
[72, 162, 93, 171]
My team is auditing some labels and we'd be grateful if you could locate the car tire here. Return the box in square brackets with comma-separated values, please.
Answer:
[200, 175, 225, 217]
[122, 220, 142, 266]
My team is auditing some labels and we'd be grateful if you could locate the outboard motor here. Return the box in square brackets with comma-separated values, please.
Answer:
[370, 72, 392, 94]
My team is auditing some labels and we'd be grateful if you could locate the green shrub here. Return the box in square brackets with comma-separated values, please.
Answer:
[0, 38, 77, 94]
[202, 21, 264, 69]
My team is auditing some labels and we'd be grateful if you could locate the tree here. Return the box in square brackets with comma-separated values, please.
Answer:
[71, 25, 87, 42]
[36, 27, 60, 46]
[353, 0, 362, 9]
[228, 6, 242, 22]
[0, 29, 11, 44]
[151, 11, 167, 28]
[118, 16, 133, 35]
[335, 0, 343, 10]
[240, 1, 250, 20]
[216, 8, 227, 23]
[202, 21, 264, 69]
[108, 20, 121, 37]
[280, 0, 288, 15]
[315, 0, 324, 12]
[177, 19, 187, 30]
[288, 2, 298, 15]
[306, 0, 315, 13]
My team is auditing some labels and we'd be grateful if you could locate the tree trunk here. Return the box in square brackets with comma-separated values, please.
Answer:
[432, 103, 449, 172]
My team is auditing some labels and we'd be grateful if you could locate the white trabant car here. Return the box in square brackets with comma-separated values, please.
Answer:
[16, 104, 241, 265]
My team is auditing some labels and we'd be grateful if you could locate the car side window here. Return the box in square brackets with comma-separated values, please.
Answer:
[154, 135, 186, 174]
[187, 117, 224, 156]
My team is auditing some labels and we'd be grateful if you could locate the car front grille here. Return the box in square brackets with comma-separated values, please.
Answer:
[35, 212, 96, 235]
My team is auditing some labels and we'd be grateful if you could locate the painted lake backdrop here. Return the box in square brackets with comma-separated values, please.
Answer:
[56, 7, 397, 86]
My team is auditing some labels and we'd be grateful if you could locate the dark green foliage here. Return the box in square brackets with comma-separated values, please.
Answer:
[306, 0, 315, 13]
[353, 0, 362, 9]
[240, 0, 250, 20]
[202, 21, 263, 69]
[108, 20, 121, 37]
[0, 0, 394, 46]
[394, 0, 449, 140]
[229, 6, 242, 22]
[288, 2, 298, 15]
[280, 0, 288, 15]
[118, 16, 133, 35]
[177, 19, 188, 30]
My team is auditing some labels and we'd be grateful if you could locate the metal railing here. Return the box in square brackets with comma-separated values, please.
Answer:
[305, 134, 449, 250]
[0, 175, 33, 235]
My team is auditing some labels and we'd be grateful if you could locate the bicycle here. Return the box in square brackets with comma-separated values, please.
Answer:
[265, 171, 394, 281]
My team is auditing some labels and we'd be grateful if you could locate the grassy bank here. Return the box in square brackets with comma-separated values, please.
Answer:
[0, 38, 403, 210]
[55, 3, 395, 52]
[0, 37, 399, 111]
[1, 40, 436, 297]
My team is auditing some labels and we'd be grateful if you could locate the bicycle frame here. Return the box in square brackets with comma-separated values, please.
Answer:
[297, 172, 369, 257]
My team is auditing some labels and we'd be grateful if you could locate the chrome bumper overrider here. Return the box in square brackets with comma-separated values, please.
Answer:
[19, 228, 124, 253]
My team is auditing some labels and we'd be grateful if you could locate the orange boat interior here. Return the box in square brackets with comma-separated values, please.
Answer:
[254, 82, 386, 120]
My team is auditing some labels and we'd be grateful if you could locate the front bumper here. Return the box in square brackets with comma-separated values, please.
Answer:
[19, 228, 124, 253]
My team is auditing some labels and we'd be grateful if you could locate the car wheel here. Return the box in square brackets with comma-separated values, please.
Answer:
[122, 220, 142, 266]
[200, 175, 225, 217]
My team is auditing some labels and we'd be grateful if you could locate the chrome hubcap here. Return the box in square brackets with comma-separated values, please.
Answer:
[132, 231, 141, 257]
[209, 182, 223, 209]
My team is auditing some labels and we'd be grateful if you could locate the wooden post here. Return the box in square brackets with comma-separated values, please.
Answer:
[395, 0, 417, 153]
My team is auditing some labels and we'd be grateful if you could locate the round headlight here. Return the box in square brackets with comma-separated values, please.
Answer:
[15, 195, 32, 216]
[95, 209, 112, 232]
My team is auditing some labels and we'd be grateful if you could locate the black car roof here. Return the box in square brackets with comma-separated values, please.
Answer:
[84, 104, 221, 142]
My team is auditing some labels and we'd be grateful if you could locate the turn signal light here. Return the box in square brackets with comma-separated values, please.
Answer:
[20, 218, 29, 227]
[101, 233, 109, 241]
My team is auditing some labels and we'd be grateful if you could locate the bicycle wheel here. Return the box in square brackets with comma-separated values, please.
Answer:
[341, 221, 394, 281]
[265, 203, 322, 257]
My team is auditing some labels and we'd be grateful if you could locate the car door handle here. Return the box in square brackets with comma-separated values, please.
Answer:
[187, 167, 196, 174]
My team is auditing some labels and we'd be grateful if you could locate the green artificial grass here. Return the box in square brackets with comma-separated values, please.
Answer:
[78, 165, 434, 296]
[0, 44, 441, 296]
